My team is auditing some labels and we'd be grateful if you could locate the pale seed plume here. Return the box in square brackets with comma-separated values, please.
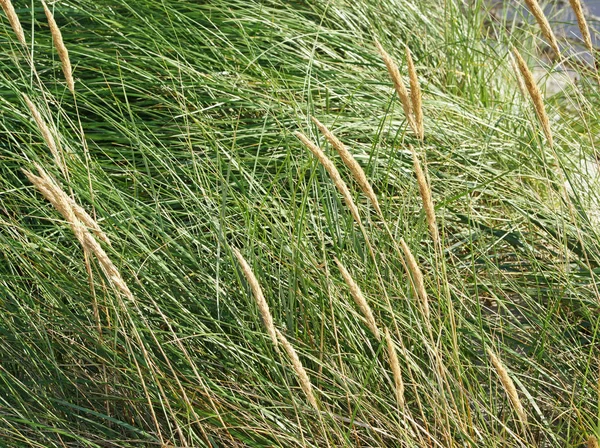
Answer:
[487, 347, 527, 426]
[512, 47, 553, 147]
[588, 436, 599, 448]
[333, 257, 380, 341]
[275, 329, 319, 410]
[310, 117, 382, 216]
[384, 328, 405, 410]
[509, 54, 528, 98]
[524, 0, 560, 56]
[233, 248, 278, 347]
[411, 146, 439, 246]
[569, 0, 596, 72]
[23, 95, 64, 174]
[0, 0, 26, 45]
[399, 239, 430, 321]
[295, 131, 362, 226]
[42, 0, 74, 94]
[24, 165, 130, 299]
[405, 45, 424, 140]
[375, 40, 417, 135]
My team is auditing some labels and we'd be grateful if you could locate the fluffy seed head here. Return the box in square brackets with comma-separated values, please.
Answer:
[569, 0, 594, 58]
[1, 0, 26, 45]
[311, 117, 382, 216]
[42, 0, 74, 94]
[588, 436, 599, 448]
[523, 0, 560, 56]
[384, 328, 405, 410]
[233, 248, 278, 347]
[405, 46, 424, 140]
[512, 47, 553, 147]
[23, 95, 64, 174]
[275, 329, 319, 410]
[399, 239, 430, 321]
[411, 146, 439, 247]
[487, 347, 527, 426]
[295, 131, 362, 226]
[334, 257, 380, 341]
[375, 40, 417, 135]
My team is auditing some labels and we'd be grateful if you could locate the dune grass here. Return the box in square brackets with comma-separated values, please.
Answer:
[0, 0, 599, 446]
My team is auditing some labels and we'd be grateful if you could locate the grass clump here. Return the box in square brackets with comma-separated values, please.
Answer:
[0, 0, 599, 446]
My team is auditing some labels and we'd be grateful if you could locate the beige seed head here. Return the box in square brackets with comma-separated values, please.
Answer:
[410, 146, 439, 247]
[588, 436, 599, 448]
[233, 248, 278, 347]
[512, 47, 553, 147]
[523, 0, 560, 56]
[384, 328, 405, 410]
[24, 165, 131, 300]
[375, 40, 417, 135]
[569, 0, 594, 58]
[23, 95, 64, 174]
[42, 0, 74, 94]
[405, 46, 424, 140]
[333, 257, 380, 341]
[275, 329, 319, 410]
[487, 347, 527, 426]
[310, 117, 382, 216]
[295, 131, 362, 226]
[399, 239, 430, 321]
[0, 0, 26, 45]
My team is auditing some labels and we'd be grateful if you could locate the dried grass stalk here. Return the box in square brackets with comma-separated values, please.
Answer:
[509, 54, 528, 98]
[233, 248, 278, 347]
[23, 95, 64, 173]
[399, 239, 430, 320]
[487, 347, 527, 426]
[410, 146, 439, 246]
[375, 40, 417, 134]
[310, 117, 382, 216]
[588, 436, 599, 448]
[333, 257, 380, 341]
[42, 0, 74, 94]
[384, 328, 405, 410]
[275, 329, 319, 410]
[569, 0, 594, 58]
[0, 0, 26, 45]
[24, 165, 131, 299]
[512, 47, 553, 147]
[295, 131, 362, 226]
[405, 45, 424, 140]
[524, 0, 560, 56]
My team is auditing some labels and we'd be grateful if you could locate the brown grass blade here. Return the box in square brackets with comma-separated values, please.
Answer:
[487, 347, 527, 427]
[275, 329, 319, 410]
[310, 117, 382, 216]
[524, 0, 560, 56]
[512, 47, 553, 147]
[233, 248, 278, 347]
[375, 40, 417, 135]
[0, 0, 26, 45]
[295, 131, 362, 226]
[405, 45, 424, 140]
[333, 257, 381, 341]
[42, 0, 75, 94]
[399, 239, 430, 321]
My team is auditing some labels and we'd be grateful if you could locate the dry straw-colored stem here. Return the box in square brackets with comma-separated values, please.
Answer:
[233, 248, 278, 347]
[375, 40, 417, 135]
[512, 47, 553, 147]
[384, 328, 405, 410]
[24, 165, 130, 299]
[569, 0, 595, 61]
[0, 0, 26, 45]
[487, 347, 527, 427]
[334, 257, 381, 340]
[295, 131, 362, 226]
[42, 0, 74, 94]
[399, 239, 430, 321]
[524, 0, 560, 56]
[275, 329, 319, 411]
[411, 146, 439, 246]
[311, 117, 382, 216]
[405, 46, 424, 140]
